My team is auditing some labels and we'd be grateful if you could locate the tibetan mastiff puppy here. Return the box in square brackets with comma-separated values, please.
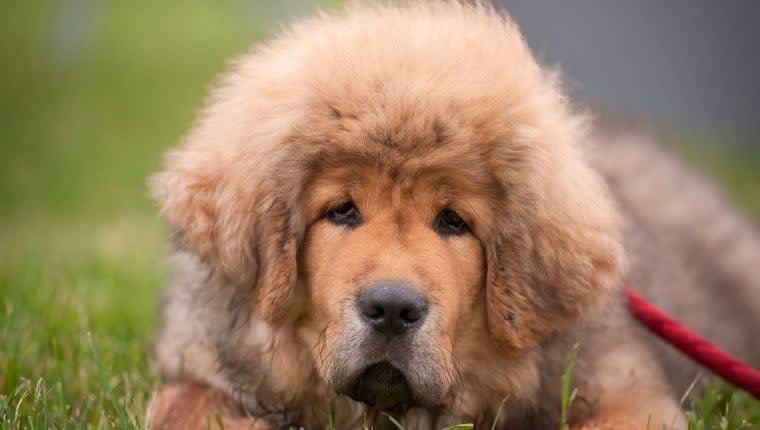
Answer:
[147, 2, 760, 429]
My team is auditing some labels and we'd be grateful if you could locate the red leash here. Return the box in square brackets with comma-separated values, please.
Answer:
[624, 287, 760, 399]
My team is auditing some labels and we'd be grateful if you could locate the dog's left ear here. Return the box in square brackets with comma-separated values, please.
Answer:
[486, 146, 626, 352]
[150, 145, 303, 323]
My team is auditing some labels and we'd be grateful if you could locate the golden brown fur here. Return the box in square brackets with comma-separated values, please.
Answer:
[147, 2, 760, 429]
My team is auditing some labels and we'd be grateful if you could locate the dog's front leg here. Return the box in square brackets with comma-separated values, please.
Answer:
[147, 383, 271, 430]
[571, 398, 686, 430]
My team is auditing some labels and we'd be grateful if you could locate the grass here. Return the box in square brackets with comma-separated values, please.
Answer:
[1, 1, 759, 429]
[560, 345, 579, 430]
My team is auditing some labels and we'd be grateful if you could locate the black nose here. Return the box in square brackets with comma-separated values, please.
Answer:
[358, 281, 428, 335]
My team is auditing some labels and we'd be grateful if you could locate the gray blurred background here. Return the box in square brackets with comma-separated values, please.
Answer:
[498, 0, 760, 142]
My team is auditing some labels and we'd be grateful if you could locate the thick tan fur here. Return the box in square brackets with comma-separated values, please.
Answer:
[147, 2, 760, 429]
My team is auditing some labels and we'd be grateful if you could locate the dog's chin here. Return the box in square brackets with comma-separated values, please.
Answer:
[338, 362, 423, 413]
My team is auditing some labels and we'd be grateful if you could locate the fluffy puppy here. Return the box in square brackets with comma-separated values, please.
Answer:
[147, 2, 760, 429]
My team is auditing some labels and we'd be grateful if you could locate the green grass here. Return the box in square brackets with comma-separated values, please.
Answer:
[677, 138, 760, 221]
[560, 345, 579, 430]
[1, 1, 759, 429]
[1, 1, 268, 427]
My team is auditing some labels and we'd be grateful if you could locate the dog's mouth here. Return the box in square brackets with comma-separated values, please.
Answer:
[341, 362, 416, 412]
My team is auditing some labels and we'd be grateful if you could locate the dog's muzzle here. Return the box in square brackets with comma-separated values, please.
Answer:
[336, 281, 430, 411]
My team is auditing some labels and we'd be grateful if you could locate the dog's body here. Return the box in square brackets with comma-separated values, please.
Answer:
[147, 3, 760, 429]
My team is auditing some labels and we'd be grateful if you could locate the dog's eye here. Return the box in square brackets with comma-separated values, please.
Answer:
[434, 209, 470, 236]
[325, 201, 362, 227]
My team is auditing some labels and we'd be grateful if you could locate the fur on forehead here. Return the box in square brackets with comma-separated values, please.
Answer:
[269, 2, 581, 215]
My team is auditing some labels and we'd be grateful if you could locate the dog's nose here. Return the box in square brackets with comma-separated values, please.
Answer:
[358, 281, 428, 335]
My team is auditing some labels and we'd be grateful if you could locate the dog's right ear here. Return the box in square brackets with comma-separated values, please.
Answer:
[149, 145, 301, 323]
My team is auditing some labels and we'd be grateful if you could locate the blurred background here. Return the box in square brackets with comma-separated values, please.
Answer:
[1, 0, 758, 427]
[504, 1, 760, 139]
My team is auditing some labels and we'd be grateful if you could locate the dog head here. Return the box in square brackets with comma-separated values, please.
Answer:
[151, 2, 625, 414]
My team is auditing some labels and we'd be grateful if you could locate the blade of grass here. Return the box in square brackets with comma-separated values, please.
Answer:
[89, 332, 130, 430]
[560, 343, 579, 430]
[383, 412, 405, 430]
[490, 393, 511, 430]
[680, 373, 702, 407]
[327, 399, 335, 430]
[13, 379, 31, 428]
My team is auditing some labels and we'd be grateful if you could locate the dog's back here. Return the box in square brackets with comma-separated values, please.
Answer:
[592, 126, 760, 393]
